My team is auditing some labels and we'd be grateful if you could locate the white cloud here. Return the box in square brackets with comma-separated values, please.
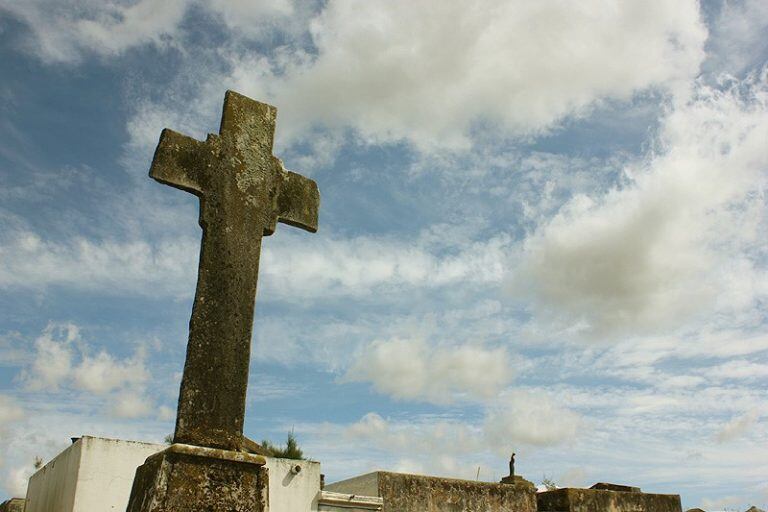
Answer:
[73, 349, 149, 395]
[226, 0, 707, 149]
[0, 0, 305, 63]
[346, 412, 481, 456]
[0, 0, 189, 62]
[21, 324, 78, 392]
[110, 391, 152, 419]
[707, 360, 768, 381]
[261, 231, 511, 300]
[4, 465, 34, 498]
[0, 395, 24, 427]
[0, 224, 511, 300]
[715, 410, 760, 443]
[18, 323, 154, 418]
[338, 390, 581, 478]
[484, 391, 581, 448]
[346, 338, 513, 404]
[510, 70, 768, 338]
[706, 0, 768, 75]
[119, 0, 707, 154]
[0, 231, 198, 297]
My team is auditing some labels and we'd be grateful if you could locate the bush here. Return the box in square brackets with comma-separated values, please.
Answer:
[261, 432, 305, 460]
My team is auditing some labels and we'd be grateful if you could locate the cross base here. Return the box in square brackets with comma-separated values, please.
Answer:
[500, 474, 537, 492]
[126, 443, 269, 512]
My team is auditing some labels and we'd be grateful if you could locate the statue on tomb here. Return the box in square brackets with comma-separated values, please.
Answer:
[509, 452, 516, 477]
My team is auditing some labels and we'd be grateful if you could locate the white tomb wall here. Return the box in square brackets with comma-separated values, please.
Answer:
[25, 437, 163, 512]
[24, 436, 325, 512]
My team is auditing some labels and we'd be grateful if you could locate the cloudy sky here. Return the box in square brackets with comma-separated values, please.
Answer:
[0, 0, 767, 508]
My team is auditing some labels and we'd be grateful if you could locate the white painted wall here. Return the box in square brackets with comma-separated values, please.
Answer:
[24, 436, 325, 512]
[74, 437, 164, 511]
[265, 457, 321, 512]
[24, 439, 82, 512]
[25, 437, 163, 512]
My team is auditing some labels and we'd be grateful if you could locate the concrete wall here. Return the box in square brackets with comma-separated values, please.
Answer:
[25, 436, 164, 512]
[25, 439, 83, 512]
[537, 488, 682, 512]
[24, 436, 324, 512]
[326, 471, 379, 496]
[74, 437, 164, 511]
[328, 471, 538, 512]
[264, 457, 322, 512]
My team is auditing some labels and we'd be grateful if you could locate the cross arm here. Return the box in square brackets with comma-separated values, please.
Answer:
[149, 128, 205, 196]
[277, 168, 320, 233]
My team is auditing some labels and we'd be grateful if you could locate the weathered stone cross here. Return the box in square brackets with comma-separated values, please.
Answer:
[150, 90, 319, 452]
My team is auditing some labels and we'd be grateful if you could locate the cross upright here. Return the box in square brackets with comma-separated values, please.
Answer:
[150, 90, 319, 452]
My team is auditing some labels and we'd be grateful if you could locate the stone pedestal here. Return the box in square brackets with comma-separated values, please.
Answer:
[126, 443, 269, 512]
[500, 475, 537, 492]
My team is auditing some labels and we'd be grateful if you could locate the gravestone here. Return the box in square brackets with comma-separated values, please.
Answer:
[126, 90, 320, 512]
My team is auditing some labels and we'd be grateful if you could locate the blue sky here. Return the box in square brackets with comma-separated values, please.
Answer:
[0, 0, 767, 509]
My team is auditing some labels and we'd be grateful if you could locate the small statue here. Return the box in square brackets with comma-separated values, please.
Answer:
[509, 452, 516, 477]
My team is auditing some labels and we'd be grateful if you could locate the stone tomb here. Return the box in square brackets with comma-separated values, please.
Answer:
[326, 470, 538, 512]
[537, 485, 682, 512]
[0, 499, 25, 512]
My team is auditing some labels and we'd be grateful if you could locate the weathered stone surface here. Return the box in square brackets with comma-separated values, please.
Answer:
[537, 488, 682, 512]
[149, 90, 320, 451]
[327, 471, 537, 512]
[589, 482, 641, 493]
[500, 475, 536, 492]
[0, 498, 25, 512]
[125, 443, 268, 512]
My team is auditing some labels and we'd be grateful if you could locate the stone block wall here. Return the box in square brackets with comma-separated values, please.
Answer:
[327, 471, 537, 512]
[537, 488, 682, 512]
[0, 498, 25, 512]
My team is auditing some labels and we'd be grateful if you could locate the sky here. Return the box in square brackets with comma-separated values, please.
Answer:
[0, 0, 766, 509]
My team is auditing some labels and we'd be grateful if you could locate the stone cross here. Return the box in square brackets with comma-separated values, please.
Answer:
[150, 90, 319, 452]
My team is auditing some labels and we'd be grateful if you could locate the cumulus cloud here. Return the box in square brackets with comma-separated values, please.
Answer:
[110, 391, 152, 419]
[347, 412, 481, 456]
[510, 70, 768, 338]
[342, 391, 580, 475]
[237, 0, 707, 149]
[345, 338, 513, 404]
[119, 0, 708, 155]
[0, 395, 24, 427]
[21, 323, 78, 392]
[484, 391, 581, 448]
[73, 348, 150, 395]
[19, 323, 153, 418]
[715, 410, 760, 443]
